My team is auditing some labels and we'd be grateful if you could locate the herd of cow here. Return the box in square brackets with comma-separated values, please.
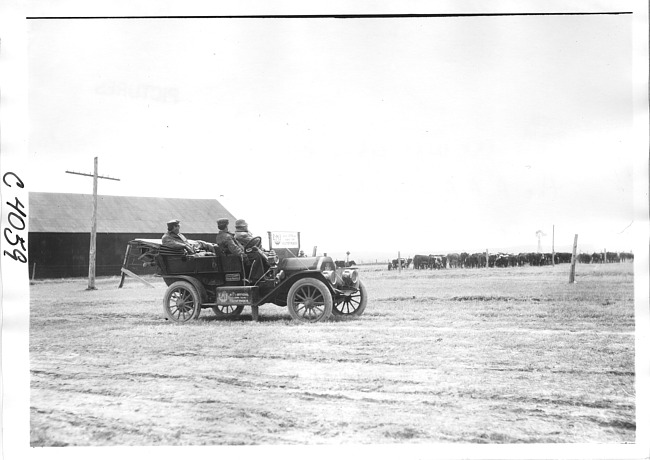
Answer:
[387, 251, 634, 270]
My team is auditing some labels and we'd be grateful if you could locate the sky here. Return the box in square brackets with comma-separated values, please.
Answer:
[24, 8, 644, 261]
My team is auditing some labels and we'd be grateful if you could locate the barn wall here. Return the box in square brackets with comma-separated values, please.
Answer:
[28, 232, 217, 279]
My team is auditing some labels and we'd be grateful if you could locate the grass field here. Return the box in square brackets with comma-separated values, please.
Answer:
[30, 262, 636, 446]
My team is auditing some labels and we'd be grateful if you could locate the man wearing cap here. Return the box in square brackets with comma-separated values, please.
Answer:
[162, 220, 213, 254]
[215, 218, 245, 256]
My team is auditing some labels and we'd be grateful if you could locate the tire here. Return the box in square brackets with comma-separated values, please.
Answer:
[287, 278, 333, 323]
[162, 281, 202, 323]
[333, 280, 368, 317]
[211, 305, 244, 318]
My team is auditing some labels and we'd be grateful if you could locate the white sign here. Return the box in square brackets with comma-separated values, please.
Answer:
[269, 231, 300, 249]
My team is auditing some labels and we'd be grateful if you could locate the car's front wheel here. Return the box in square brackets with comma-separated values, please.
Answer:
[287, 278, 333, 322]
[333, 280, 367, 317]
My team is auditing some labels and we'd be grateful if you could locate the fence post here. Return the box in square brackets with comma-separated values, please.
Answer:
[569, 234, 579, 283]
[398, 251, 402, 273]
[552, 225, 555, 267]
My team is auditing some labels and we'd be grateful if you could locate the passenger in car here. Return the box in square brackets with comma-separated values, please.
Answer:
[162, 219, 214, 254]
[215, 218, 245, 256]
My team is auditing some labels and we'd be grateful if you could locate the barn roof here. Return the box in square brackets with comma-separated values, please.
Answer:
[29, 192, 237, 233]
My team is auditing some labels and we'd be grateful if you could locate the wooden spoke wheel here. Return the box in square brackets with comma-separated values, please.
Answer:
[333, 280, 368, 317]
[162, 281, 202, 323]
[211, 305, 244, 318]
[287, 278, 333, 323]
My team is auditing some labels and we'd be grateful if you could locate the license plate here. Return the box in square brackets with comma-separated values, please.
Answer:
[217, 290, 250, 305]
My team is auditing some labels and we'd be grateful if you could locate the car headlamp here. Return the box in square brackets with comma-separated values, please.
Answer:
[322, 270, 338, 286]
[341, 268, 358, 285]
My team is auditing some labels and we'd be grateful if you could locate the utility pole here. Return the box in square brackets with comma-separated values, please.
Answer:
[66, 157, 120, 290]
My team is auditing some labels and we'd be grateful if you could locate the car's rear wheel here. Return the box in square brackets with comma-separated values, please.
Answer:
[333, 280, 367, 317]
[163, 281, 202, 323]
[287, 278, 333, 322]
[211, 305, 244, 318]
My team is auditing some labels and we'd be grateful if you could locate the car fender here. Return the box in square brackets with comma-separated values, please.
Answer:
[162, 275, 208, 304]
[285, 271, 335, 293]
[255, 271, 335, 307]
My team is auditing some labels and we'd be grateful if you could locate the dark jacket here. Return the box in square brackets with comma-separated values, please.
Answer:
[162, 231, 191, 252]
[216, 230, 244, 256]
[235, 230, 255, 247]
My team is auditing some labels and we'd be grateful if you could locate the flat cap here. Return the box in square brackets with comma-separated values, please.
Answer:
[217, 218, 229, 226]
[167, 219, 180, 226]
[235, 219, 248, 228]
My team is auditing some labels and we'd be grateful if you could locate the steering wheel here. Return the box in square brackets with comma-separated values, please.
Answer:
[244, 236, 262, 253]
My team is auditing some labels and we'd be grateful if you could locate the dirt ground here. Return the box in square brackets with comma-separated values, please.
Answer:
[30, 262, 636, 446]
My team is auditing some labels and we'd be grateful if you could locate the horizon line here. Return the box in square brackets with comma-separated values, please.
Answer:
[27, 12, 633, 20]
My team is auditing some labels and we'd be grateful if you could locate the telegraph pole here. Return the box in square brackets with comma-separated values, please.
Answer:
[66, 157, 120, 290]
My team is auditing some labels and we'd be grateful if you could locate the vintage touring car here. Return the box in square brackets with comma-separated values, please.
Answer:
[121, 237, 367, 323]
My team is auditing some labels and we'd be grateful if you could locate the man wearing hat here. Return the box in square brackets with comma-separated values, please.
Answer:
[215, 218, 245, 256]
[234, 219, 259, 248]
[162, 219, 213, 254]
[234, 218, 277, 267]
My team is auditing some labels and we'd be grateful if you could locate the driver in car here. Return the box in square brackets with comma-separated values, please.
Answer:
[235, 218, 277, 263]
[234, 219, 259, 248]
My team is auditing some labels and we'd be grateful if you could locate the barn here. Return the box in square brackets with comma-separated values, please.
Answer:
[28, 192, 236, 279]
